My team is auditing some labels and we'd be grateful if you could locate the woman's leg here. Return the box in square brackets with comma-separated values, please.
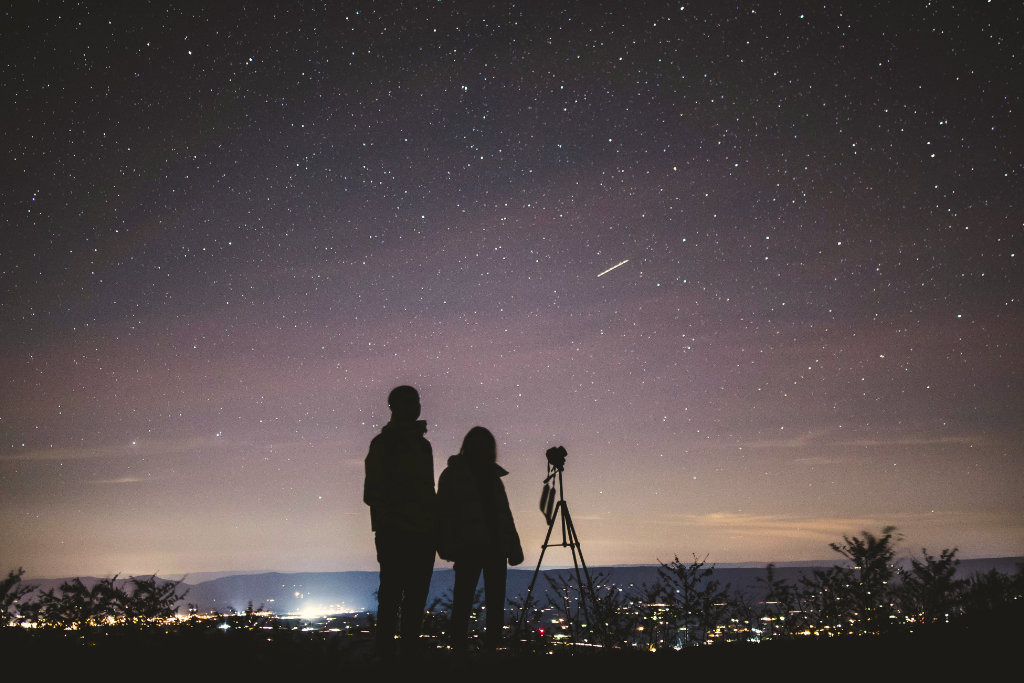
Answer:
[452, 561, 483, 652]
[482, 558, 508, 651]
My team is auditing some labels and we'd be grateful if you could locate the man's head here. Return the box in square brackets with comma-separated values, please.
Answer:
[387, 385, 421, 422]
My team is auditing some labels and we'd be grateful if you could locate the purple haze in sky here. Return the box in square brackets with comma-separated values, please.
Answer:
[2, 1, 1021, 577]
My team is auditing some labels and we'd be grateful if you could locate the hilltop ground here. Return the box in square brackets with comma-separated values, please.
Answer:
[2, 623, 1014, 681]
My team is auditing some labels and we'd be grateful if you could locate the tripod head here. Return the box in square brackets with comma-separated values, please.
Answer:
[539, 446, 568, 522]
[545, 445, 567, 472]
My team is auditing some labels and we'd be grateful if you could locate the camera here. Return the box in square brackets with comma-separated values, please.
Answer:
[545, 445, 567, 471]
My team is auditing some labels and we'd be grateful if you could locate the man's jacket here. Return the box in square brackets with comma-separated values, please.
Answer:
[363, 419, 435, 537]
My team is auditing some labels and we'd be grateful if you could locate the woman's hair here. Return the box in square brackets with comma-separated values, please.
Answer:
[460, 426, 496, 464]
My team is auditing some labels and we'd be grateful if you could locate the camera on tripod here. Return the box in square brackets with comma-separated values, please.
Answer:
[539, 446, 567, 523]
[545, 445, 567, 471]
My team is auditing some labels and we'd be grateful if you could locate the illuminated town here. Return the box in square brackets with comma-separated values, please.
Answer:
[4, 553, 1020, 654]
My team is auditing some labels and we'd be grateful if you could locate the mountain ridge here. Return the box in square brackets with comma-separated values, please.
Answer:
[21, 556, 1021, 614]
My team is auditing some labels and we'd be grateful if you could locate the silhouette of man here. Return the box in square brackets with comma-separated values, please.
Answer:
[364, 385, 436, 659]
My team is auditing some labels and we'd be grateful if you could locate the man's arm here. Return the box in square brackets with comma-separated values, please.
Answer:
[363, 441, 387, 508]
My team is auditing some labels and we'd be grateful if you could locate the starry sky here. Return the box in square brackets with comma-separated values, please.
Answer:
[2, 1, 1021, 578]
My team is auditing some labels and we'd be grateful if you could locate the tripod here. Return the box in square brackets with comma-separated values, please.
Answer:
[524, 462, 595, 626]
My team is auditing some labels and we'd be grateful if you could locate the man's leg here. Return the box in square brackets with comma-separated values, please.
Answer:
[399, 539, 435, 651]
[374, 534, 401, 658]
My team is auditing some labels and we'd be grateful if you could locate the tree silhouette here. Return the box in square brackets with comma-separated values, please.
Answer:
[422, 590, 453, 640]
[1, 568, 35, 626]
[657, 554, 728, 647]
[630, 580, 668, 651]
[544, 572, 590, 645]
[121, 574, 188, 624]
[960, 565, 1024, 628]
[755, 563, 799, 639]
[797, 565, 855, 635]
[19, 573, 187, 629]
[719, 586, 758, 644]
[827, 525, 900, 634]
[900, 548, 964, 625]
[32, 576, 120, 629]
[422, 586, 483, 644]
[584, 571, 638, 648]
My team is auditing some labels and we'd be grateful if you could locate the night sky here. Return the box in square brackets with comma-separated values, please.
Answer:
[3, 1, 1021, 579]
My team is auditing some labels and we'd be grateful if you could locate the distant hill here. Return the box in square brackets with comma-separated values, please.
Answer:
[183, 570, 382, 613]
[159, 556, 1024, 614]
[23, 557, 1021, 615]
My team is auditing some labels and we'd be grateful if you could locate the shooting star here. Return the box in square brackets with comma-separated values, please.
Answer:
[597, 259, 630, 277]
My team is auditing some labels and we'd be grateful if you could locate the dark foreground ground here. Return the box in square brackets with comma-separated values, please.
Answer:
[2, 624, 1015, 681]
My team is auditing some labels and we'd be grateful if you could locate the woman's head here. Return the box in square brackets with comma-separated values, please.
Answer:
[460, 426, 496, 465]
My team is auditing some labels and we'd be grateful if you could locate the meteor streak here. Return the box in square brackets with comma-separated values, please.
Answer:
[597, 259, 630, 277]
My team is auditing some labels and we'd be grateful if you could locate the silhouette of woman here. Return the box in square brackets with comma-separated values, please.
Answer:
[437, 426, 524, 654]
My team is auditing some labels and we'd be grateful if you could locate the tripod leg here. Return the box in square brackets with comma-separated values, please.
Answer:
[559, 499, 570, 546]
[560, 505, 595, 625]
[524, 511, 558, 617]
[561, 506, 594, 588]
